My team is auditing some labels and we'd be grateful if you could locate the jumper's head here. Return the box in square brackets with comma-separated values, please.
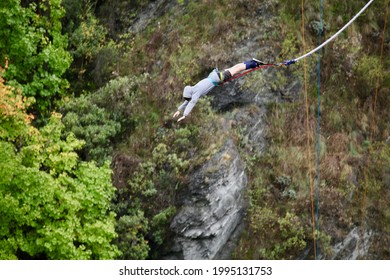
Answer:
[183, 86, 192, 101]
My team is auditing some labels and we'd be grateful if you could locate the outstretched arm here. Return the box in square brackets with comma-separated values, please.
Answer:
[174, 92, 201, 122]
[183, 92, 201, 117]
[173, 100, 189, 121]
[178, 100, 189, 112]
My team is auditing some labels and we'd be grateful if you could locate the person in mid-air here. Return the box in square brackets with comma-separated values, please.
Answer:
[173, 58, 265, 122]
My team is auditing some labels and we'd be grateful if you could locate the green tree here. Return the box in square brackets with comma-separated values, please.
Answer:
[64, 2, 114, 91]
[0, 76, 34, 141]
[0, 78, 119, 260]
[0, 0, 72, 115]
[61, 75, 147, 163]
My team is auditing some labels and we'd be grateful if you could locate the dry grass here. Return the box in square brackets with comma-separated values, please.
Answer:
[327, 132, 350, 154]
[320, 154, 346, 182]
[286, 104, 317, 147]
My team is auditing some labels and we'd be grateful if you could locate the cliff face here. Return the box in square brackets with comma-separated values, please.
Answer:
[168, 139, 247, 259]
[164, 1, 291, 259]
[121, 0, 384, 260]
[165, 1, 299, 260]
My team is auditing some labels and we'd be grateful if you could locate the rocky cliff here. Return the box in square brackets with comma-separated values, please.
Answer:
[165, 1, 300, 260]
[168, 139, 247, 259]
[124, 0, 383, 260]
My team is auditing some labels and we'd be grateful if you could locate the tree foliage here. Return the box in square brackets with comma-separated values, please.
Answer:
[61, 75, 147, 164]
[0, 78, 119, 260]
[0, 0, 72, 115]
[0, 76, 34, 141]
[63, 0, 121, 92]
[112, 142, 189, 259]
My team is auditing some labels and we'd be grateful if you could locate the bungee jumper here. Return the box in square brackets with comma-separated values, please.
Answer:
[172, 0, 376, 123]
[172, 58, 266, 122]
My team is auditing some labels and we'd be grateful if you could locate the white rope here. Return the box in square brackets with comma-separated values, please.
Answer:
[292, 0, 375, 63]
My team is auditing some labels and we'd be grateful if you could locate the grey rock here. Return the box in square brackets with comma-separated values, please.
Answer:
[230, 105, 268, 155]
[168, 139, 247, 259]
[332, 227, 373, 260]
